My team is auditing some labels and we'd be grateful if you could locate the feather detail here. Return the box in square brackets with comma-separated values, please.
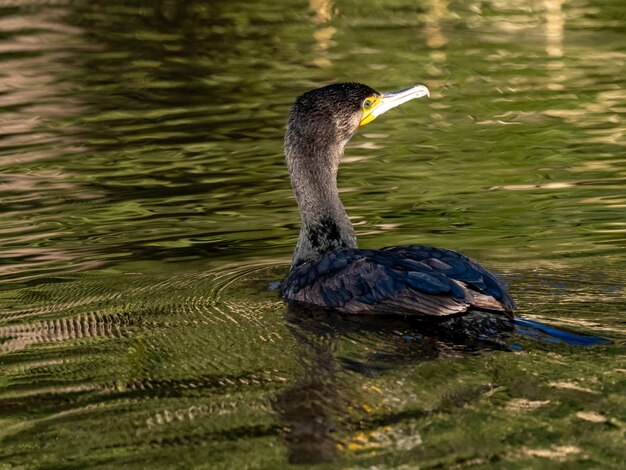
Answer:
[281, 246, 515, 318]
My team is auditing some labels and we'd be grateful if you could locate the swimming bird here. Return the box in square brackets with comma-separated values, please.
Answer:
[280, 83, 515, 325]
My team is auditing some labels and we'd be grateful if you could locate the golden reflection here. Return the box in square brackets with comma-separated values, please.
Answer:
[517, 445, 583, 461]
[310, 0, 336, 68]
[497, 182, 576, 191]
[581, 196, 626, 209]
[310, 0, 334, 24]
[0, 312, 123, 352]
[506, 398, 551, 411]
[424, 0, 448, 52]
[576, 411, 609, 423]
[343, 422, 422, 454]
[544, 0, 564, 58]
[543, 86, 626, 144]
[421, 0, 448, 85]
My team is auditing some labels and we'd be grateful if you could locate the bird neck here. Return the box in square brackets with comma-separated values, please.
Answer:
[286, 142, 357, 266]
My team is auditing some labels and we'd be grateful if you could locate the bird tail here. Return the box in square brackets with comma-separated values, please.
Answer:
[513, 317, 610, 347]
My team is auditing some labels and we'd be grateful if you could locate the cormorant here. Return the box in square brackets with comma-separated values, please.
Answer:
[280, 83, 515, 326]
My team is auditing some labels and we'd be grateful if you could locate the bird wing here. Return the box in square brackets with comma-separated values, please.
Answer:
[383, 245, 516, 311]
[281, 247, 515, 317]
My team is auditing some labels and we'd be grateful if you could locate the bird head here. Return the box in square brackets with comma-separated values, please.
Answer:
[286, 82, 430, 151]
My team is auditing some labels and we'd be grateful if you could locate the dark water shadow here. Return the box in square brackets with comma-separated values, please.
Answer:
[273, 303, 610, 465]
[273, 303, 511, 465]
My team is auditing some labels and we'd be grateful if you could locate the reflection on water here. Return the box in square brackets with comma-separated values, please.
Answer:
[310, 0, 337, 69]
[424, 0, 448, 52]
[276, 302, 611, 465]
[544, 0, 564, 58]
[276, 306, 342, 464]
[1, 0, 625, 468]
[276, 304, 494, 465]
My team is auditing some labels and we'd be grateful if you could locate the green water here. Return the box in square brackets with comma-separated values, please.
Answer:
[1, 0, 625, 468]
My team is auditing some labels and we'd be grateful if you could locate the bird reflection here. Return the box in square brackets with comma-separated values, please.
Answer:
[273, 302, 511, 464]
[274, 304, 342, 464]
[273, 300, 608, 464]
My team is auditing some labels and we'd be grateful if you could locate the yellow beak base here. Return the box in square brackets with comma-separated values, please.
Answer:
[359, 97, 382, 127]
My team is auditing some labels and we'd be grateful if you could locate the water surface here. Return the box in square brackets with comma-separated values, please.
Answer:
[1, 1, 625, 468]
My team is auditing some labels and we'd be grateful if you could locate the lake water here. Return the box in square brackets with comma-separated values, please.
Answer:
[1, 0, 625, 468]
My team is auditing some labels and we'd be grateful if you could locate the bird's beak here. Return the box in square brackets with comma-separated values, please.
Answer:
[359, 84, 430, 127]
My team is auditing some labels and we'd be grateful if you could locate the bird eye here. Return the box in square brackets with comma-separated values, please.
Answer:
[363, 99, 372, 110]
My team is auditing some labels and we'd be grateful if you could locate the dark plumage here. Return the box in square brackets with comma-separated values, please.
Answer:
[282, 246, 515, 317]
[281, 82, 515, 323]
